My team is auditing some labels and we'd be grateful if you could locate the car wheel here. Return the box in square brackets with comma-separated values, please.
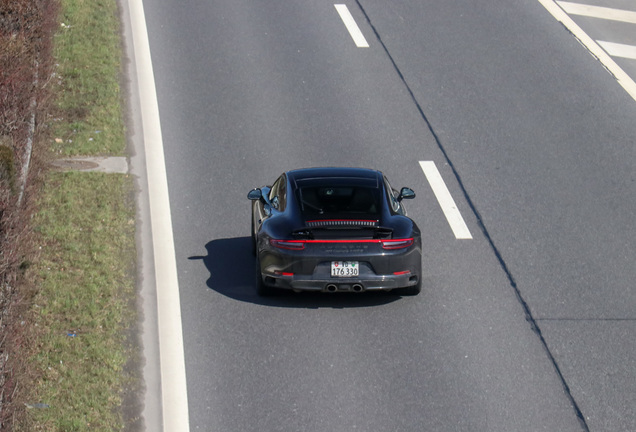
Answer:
[255, 256, 275, 296]
[251, 214, 256, 256]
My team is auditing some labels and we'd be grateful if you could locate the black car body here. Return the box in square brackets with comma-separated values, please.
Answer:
[248, 167, 422, 295]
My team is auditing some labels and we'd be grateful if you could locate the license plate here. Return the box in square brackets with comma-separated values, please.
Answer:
[331, 261, 359, 277]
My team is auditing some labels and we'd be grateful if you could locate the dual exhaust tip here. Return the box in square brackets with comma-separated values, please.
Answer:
[326, 283, 364, 293]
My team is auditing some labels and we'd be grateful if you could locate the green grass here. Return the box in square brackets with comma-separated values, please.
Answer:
[24, 173, 135, 432]
[52, 0, 125, 156]
[17, 0, 136, 429]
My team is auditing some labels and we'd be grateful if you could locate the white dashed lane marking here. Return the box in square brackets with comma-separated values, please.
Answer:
[556, 2, 636, 24]
[334, 4, 369, 48]
[419, 161, 473, 240]
[537, 0, 636, 101]
[597, 41, 636, 60]
[556, 1, 636, 60]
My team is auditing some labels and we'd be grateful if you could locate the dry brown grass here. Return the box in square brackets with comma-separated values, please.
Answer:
[0, 0, 60, 429]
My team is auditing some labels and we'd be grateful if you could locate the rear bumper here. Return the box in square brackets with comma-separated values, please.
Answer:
[261, 271, 420, 292]
[256, 235, 422, 292]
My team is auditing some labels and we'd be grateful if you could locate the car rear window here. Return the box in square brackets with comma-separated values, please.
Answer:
[297, 185, 381, 217]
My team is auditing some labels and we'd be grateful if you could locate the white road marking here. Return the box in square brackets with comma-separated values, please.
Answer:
[597, 41, 636, 60]
[537, 0, 636, 102]
[127, 0, 190, 431]
[334, 4, 369, 48]
[419, 161, 473, 240]
[556, 2, 636, 24]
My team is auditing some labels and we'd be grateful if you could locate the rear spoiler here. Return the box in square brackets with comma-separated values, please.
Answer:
[305, 219, 378, 228]
[292, 225, 393, 240]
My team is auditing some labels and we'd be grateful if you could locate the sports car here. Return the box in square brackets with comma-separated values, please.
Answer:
[248, 167, 422, 296]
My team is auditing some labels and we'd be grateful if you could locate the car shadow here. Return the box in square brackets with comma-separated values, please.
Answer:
[189, 236, 401, 308]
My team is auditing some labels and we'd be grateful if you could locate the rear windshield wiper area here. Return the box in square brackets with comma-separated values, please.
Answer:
[298, 195, 324, 214]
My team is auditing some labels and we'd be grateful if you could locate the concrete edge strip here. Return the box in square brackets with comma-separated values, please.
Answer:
[538, 0, 636, 102]
[127, 1, 191, 431]
[51, 157, 129, 174]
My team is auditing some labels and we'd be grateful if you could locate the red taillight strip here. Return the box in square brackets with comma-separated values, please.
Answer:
[271, 238, 414, 250]
[393, 270, 411, 275]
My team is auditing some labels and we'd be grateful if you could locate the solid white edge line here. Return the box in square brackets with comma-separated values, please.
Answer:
[127, 1, 190, 431]
[334, 4, 369, 48]
[597, 41, 636, 60]
[419, 161, 473, 240]
[538, 0, 636, 102]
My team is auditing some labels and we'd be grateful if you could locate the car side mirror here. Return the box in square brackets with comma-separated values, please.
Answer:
[397, 187, 415, 202]
[247, 188, 263, 200]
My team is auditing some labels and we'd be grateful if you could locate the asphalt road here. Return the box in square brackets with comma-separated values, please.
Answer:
[132, 0, 636, 430]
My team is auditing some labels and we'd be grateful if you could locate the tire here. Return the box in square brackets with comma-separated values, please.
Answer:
[251, 214, 256, 256]
[255, 256, 275, 296]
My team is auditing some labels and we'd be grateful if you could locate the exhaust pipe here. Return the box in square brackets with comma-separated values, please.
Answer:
[326, 284, 338, 292]
[352, 284, 364, 292]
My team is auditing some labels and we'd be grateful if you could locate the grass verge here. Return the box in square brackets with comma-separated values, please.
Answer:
[20, 173, 136, 431]
[15, 0, 137, 430]
[52, 0, 125, 156]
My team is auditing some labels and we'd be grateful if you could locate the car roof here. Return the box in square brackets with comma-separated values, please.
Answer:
[287, 167, 382, 189]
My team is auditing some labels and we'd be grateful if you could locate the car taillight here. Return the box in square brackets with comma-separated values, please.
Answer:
[381, 238, 414, 250]
[270, 239, 305, 250]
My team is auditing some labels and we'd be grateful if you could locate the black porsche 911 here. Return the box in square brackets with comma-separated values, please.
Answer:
[248, 167, 422, 296]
